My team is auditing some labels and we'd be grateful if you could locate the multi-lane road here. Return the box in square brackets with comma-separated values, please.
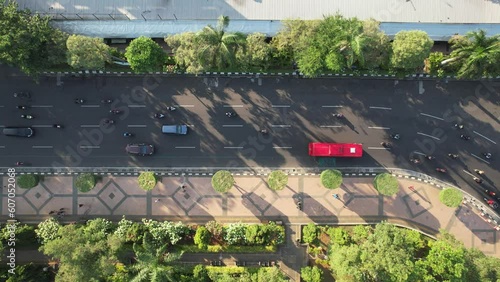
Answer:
[0, 74, 498, 194]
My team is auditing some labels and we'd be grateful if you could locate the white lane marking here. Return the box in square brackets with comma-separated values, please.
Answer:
[271, 125, 291, 128]
[222, 125, 244, 127]
[320, 125, 342, 128]
[413, 151, 426, 156]
[177, 105, 194, 108]
[31, 125, 54, 128]
[186, 124, 194, 127]
[473, 131, 496, 144]
[128, 125, 147, 128]
[80, 146, 100, 149]
[128, 105, 146, 108]
[417, 132, 440, 141]
[368, 126, 390, 130]
[273, 146, 292, 149]
[0, 106, 4, 108]
[369, 106, 392, 110]
[175, 146, 196, 149]
[272, 105, 290, 108]
[31, 105, 54, 108]
[223, 105, 244, 108]
[32, 146, 53, 149]
[367, 147, 390, 150]
[81, 105, 100, 108]
[224, 146, 243, 149]
[322, 105, 343, 108]
[471, 153, 490, 164]
[462, 170, 475, 177]
[80, 125, 100, 128]
[0, 146, 5, 148]
[420, 113, 444, 120]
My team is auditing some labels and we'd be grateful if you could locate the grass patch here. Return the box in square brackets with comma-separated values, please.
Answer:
[373, 173, 399, 196]
[320, 170, 342, 189]
[267, 171, 288, 191]
[211, 170, 234, 193]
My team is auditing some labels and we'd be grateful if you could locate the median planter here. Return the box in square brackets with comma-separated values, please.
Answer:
[373, 173, 399, 196]
[211, 170, 234, 193]
[75, 173, 96, 193]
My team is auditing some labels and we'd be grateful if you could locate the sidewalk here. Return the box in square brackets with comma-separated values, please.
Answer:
[2, 174, 500, 280]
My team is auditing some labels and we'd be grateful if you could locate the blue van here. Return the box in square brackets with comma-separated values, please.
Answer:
[161, 125, 188, 135]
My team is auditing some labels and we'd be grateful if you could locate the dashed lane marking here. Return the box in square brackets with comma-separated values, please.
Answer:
[128, 125, 147, 127]
[417, 132, 440, 141]
[367, 147, 390, 150]
[272, 105, 291, 108]
[177, 105, 194, 108]
[223, 105, 244, 108]
[273, 146, 292, 149]
[222, 125, 244, 127]
[271, 125, 291, 128]
[175, 146, 196, 149]
[420, 113, 444, 120]
[80, 146, 100, 149]
[471, 153, 490, 164]
[322, 105, 343, 108]
[320, 125, 342, 128]
[128, 105, 146, 108]
[473, 131, 496, 144]
[32, 146, 53, 149]
[81, 105, 99, 108]
[224, 146, 243, 149]
[80, 125, 100, 128]
[369, 106, 392, 110]
[31, 105, 54, 108]
[368, 126, 390, 130]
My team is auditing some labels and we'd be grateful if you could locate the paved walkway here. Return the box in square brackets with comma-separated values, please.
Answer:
[2, 175, 500, 280]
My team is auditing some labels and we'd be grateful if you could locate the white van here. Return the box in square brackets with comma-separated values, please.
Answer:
[162, 125, 188, 135]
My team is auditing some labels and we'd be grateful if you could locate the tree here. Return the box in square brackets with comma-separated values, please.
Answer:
[142, 220, 188, 246]
[320, 169, 343, 189]
[114, 217, 146, 243]
[271, 19, 320, 66]
[66, 35, 111, 70]
[302, 223, 319, 245]
[16, 174, 39, 189]
[223, 222, 247, 245]
[165, 32, 203, 73]
[39, 224, 119, 281]
[390, 30, 433, 71]
[35, 218, 61, 244]
[194, 226, 211, 249]
[205, 220, 224, 240]
[422, 240, 466, 281]
[131, 232, 183, 282]
[327, 227, 351, 246]
[301, 266, 323, 282]
[244, 32, 273, 70]
[361, 19, 390, 69]
[0, 1, 67, 76]
[252, 267, 287, 282]
[196, 15, 246, 70]
[192, 265, 210, 282]
[267, 171, 288, 191]
[439, 188, 463, 208]
[75, 173, 96, 192]
[373, 173, 399, 196]
[138, 172, 157, 191]
[448, 30, 500, 79]
[211, 170, 234, 193]
[125, 36, 165, 73]
[424, 52, 446, 76]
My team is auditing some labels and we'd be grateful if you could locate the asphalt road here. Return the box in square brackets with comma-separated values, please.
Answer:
[0, 74, 498, 195]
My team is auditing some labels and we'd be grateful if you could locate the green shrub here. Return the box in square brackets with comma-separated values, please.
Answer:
[327, 227, 351, 246]
[439, 188, 463, 208]
[211, 170, 234, 193]
[320, 169, 343, 189]
[138, 172, 157, 191]
[75, 173, 96, 193]
[373, 173, 399, 196]
[267, 171, 288, 191]
[301, 266, 323, 282]
[302, 223, 319, 245]
[17, 174, 39, 189]
[194, 226, 211, 250]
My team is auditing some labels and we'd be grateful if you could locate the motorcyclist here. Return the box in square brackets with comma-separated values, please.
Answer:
[75, 98, 84, 104]
[390, 134, 400, 140]
[426, 155, 435, 160]
[101, 99, 112, 104]
[260, 129, 268, 134]
[123, 132, 133, 137]
[226, 111, 236, 117]
[484, 153, 492, 159]
[15, 162, 24, 166]
[110, 109, 121, 114]
[454, 123, 464, 129]
[154, 113, 165, 118]
[53, 124, 62, 128]
[460, 134, 471, 140]
[17, 105, 27, 110]
[21, 114, 33, 119]
[448, 153, 459, 159]
[166, 106, 177, 111]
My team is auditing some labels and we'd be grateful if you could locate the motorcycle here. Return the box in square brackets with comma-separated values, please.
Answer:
[333, 113, 343, 118]
[260, 129, 268, 135]
[101, 99, 113, 104]
[410, 158, 421, 164]
[110, 109, 121, 114]
[123, 132, 133, 137]
[454, 123, 464, 129]
[448, 153, 459, 159]
[15, 162, 25, 166]
[390, 134, 401, 140]
[53, 124, 62, 129]
[483, 153, 492, 159]
[154, 113, 165, 119]
[21, 114, 33, 119]
[425, 155, 435, 160]
[17, 105, 28, 110]
[436, 168, 447, 173]
[225, 111, 237, 118]
[460, 134, 471, 140]
[75, 98, 85, 104]
[166, 106, 177, 111]
[103, 119, 115, 124]
[381, 142, 392, 148]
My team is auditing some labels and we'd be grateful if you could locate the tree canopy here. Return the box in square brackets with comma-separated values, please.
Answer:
[125, 36, 165, 73]
[390, 30, 433, 71]
[66, 35, 111, 70]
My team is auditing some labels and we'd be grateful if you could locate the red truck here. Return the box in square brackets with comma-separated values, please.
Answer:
[308, 143, 363, 157]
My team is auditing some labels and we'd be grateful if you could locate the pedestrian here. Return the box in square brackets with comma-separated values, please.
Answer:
[333, 194, 339, 200]
[409, 186, 415, 192]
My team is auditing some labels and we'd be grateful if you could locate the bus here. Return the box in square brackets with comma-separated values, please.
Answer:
[308, 143, 363, 158]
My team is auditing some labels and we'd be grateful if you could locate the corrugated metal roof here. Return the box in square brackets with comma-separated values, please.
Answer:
[16, 0, 500, 24]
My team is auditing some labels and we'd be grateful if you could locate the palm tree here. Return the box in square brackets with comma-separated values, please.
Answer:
[448, 30, 500, 79]
[130, 233, 183, 282]
[196, 15, 246, 70]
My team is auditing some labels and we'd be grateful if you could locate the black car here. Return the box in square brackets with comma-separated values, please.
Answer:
[3, 127, 34, 137]
[125, 144, 154, 156]
[13, 91, 31, 98]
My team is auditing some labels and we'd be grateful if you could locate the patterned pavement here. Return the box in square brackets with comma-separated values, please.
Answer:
[2, 174, 500, 280]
